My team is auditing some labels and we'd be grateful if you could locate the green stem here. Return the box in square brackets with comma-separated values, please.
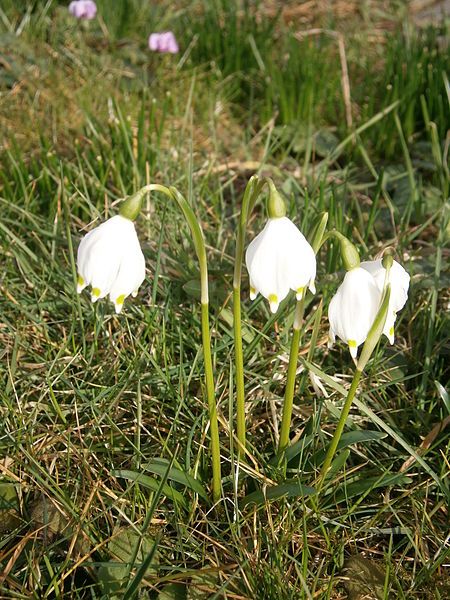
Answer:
[136, 184, 222, 502]
[278, 297, 305, 455]
[201, 302, 222, 502]
[233, 286, 246, 455]
[277, 212, 328, 457]
[317, 368, 362, 489]
[232, 176, 265, 455]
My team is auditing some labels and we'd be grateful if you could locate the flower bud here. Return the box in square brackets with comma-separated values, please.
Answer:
[119, 188, 148, 221]
[333, 231, 360, 271]
[266, 179, 287, 219]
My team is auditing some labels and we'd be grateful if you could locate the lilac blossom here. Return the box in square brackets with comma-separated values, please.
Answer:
[69, 1, 97, 20]
[148, 32, 179, 54]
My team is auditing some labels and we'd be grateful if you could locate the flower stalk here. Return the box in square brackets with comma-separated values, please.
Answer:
[278, 212, 328, 456]
[233, 176, 265, 455]
[278, 295, 306, 455]
[317, 252, 393, 489]
[124, 184, 222, 502]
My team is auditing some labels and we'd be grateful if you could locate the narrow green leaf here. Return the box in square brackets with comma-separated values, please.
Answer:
[113, 470, 188, 509]
[142, 458, 208, 500]
[242, 480, 315, 506]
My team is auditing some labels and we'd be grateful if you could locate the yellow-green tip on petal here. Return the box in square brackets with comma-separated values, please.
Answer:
[388, 326, 395, 344]
[268, 293, 279, 314]
[91, 287, 101, 302]
[114, 294, 126, 313]
[250, 286, 257, 301]
[77, 275, 85, 293]
[348, 339, 358, 358]
[296, 287, 304, 300]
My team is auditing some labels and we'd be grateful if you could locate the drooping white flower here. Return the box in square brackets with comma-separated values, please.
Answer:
[328, 267, 382, 358]
[245, 216, 316, 313]
[77, 215, 145, 313]
[360, 259, 410, 343]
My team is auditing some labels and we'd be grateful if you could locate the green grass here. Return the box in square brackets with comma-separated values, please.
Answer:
[1, 1, 449, 598]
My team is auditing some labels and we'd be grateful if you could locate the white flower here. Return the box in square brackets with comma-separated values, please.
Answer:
[360, 259, 410, 343]
[245, 216, 316, 313]
[77, 215, 145, 313]
[328, 267, 382, 358]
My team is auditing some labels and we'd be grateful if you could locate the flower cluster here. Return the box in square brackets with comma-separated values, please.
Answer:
[73, 179, 411, 498]
[68, 0, 97, 20]
[328, 259, 410, 358]
[68, 2, 179, 54]
[148, 32, 179, 54]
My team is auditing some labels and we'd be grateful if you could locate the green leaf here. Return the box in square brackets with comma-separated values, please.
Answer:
[322, 449, 350, 483]
[187, 572, 219, 599]
[98, 527, 159, 599]
[331, 473, 412, 504]
[343, 555, 386, 599]
[242, 480, 315, 506]
[30, 495, 68, 540]
[314, 430, 387, 464]
[218, 307, 255, 344]
[285, 432, 315, 464]
[158, 583, 188, 600]
[113, 470, 188, 509]
[142, 458, 208, 501]
[0, 482, 20, 532]
[314, 128, 340, 157]
[435, 380, 450, 415]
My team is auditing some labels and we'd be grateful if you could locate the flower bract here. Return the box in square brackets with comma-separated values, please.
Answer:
[148, 32, 179, 54]
[328, 267, 382, 358]
[245, 216, 316, 313]
[68, 0, 97, 20]
[77, 215, 145, 313]
[360, 258, 410, 343]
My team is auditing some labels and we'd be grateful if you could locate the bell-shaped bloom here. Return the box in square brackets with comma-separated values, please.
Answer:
[77, 215, 145, 314]
[68, 0, 97, 19]
[245, 216, 316, 313]
[328, 267, 382, 358]
[148, 32, 179, 54]
[360, 259, 410, 343]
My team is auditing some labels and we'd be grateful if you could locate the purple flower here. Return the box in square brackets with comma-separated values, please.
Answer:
[148, 32, 179, 54]
[69, 0, 97, 20]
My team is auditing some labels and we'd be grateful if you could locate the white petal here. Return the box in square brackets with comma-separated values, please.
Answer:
[76, 215, 144, 308]
[328, 268, 381, 349]
[269, 296, 280, 313]
[360, 259, 410, 313]
[77, 275, 87, 293]
[108, 241, 146, 311]
[383, 310, 397, 344]
[245, 220, 291, 303]
[245, 217, 316, 310]
[349, 342, 358, 359]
